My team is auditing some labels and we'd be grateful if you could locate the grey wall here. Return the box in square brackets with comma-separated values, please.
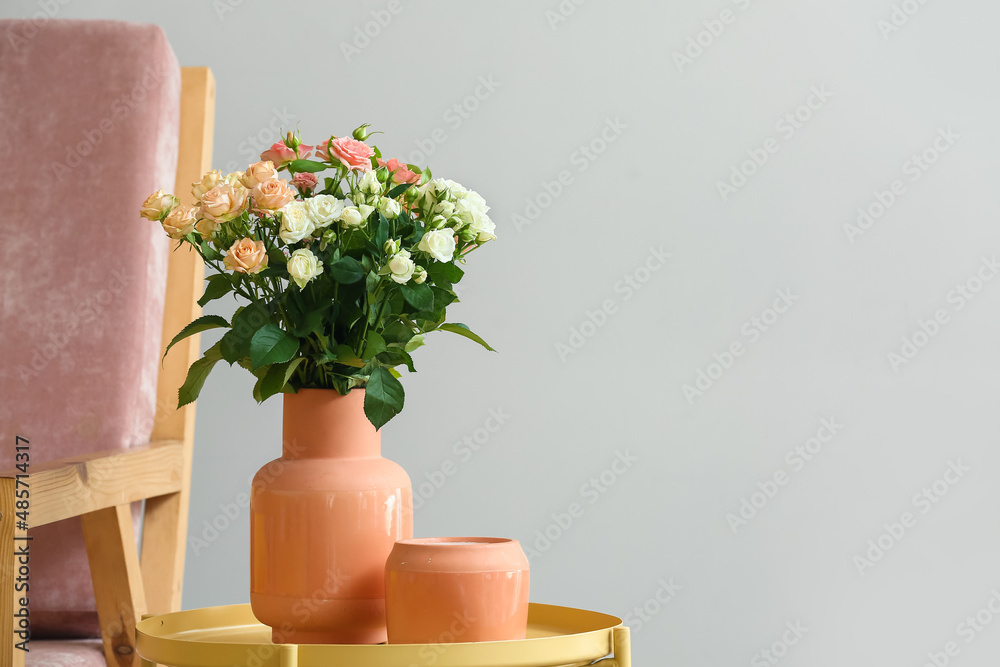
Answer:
[8, 0, 1000, 664]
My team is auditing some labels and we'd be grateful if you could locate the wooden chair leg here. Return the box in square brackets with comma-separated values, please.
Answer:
[0, 478, 26, 667]
[140, 492, 186, 615]
[82, 504, 147, 667]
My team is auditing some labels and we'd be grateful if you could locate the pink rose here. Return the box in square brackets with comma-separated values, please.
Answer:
[252, 178, 297, 211]
[317, 136, 374, 172]
[260, 142, 314, 166]
[241, 160, 279, 189]
[224, 238, 269, 274]
[200, 184, 249, 222]
[291, 172, 319, 192]
[161, 203, 198, 239]
[377, 158, 420, 184]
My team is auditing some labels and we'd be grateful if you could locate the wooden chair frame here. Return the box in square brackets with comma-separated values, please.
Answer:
[0, 67, 215, 667]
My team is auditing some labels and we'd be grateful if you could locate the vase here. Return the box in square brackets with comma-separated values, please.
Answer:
[384, 537, 530, 644]
[249, 388, 413, 644]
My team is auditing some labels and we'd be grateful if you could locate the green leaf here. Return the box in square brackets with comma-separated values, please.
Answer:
[364, 367, 405, 430]
[403, 333, 425, 353]
[400, 282, 434, 311]
[163, 315, 230, 361]
[197, 274, 233, 307]
[378, 347, 417, 373]
[177, 342, 223, 408]
[329, 256, 365, 284]
[374, 214, 390, 250]
[250, 324, 299, 370]
[258, 358, 306, 402]
[287, 159, 328, 173]
[438, 323, 496, 352]
[386, 182, 414, 198]
[333, 344, 366, 368]
[221, 302, 270, 363]
[381, 320, 416, 345]
[362, 331, 387, 360]
[267, 248, 287, 266]
[200, 241, 222, 262]
[426, 262, 465, 286]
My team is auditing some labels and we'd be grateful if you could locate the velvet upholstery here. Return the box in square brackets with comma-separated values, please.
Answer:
[0, 19, 181, 642]
[20, 640, 104, 667]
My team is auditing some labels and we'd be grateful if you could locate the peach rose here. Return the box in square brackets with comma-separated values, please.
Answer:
[192, 170, 223, 201]
[240, 161, 279, 189]
[161, 203, 198, 239]
[318, 136, 374, 171]
[260, 141, 313, 166]
[252, 178, 296, 211]
[200, 183, 249, 222]
[223, 238, 269, 274]
[291, 171, 319, 192]
[378, 158, 419, 184]
[139, 189, 178, 220]
[195, 216, 221, 240]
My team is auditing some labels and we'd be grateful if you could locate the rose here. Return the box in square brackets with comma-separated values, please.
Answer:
[359, 169, 383, 195]
[339, 206, 364, 228]
[195, 216, 221, 240]
[161, 204, 198, 238]
[260, 141, 313, 167]
[287, 248, 323, 289]
[377, 158, 419, 184]
[456, 200, 496, 242]
[252, 178, 296, 211]
[412, 265, 427, 284]
[223, 238, 269, 274]
[279, 201, 315, 243]
[378, 196, 401, 219]
[387, 250, 415, 284]
[318, 136, 374, 171]
[417, 228, 457, 262]
[291, 172, 319, 192]
[140, 189, 178, 220]
[201, 184, 249, 222]
[191, 170, 222, 201]
[305, 194, 345, 229]
[241, 161, 279, 189]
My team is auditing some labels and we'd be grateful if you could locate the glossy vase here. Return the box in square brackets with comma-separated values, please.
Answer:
[250, 388, 413, 644]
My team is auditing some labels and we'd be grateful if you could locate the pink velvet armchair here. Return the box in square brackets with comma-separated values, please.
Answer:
[0, 20, 214, 667]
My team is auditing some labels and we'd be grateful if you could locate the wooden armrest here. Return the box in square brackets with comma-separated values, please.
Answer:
[0, 439, 185, 528]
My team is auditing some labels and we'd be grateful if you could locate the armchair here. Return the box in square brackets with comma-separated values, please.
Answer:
[0, 19, 215, 667]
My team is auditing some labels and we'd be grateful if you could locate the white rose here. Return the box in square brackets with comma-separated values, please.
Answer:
[279, 201, 315, 243]
[378, 196, 401, 218]
[465, 190, 489, 213]
[359, 169, 383, 195]
[413, 265, 427, 284]
[460, 206, 496, 243]
[434, 200, 455, 218]
[287, 248, 323, 289]
[387, 250, 415, 284]
[435, 178, 468, 200]
[417, 228, 457, 262]
[358, 204, 375, 220]
[305, 195, 345, 229]
[339, 206, 365, 228]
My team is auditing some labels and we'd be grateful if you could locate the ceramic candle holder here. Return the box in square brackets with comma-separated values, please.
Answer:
[384, 537, 530, 644]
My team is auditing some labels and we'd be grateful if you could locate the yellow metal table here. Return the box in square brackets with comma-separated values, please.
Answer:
[136, 603, 631, 667]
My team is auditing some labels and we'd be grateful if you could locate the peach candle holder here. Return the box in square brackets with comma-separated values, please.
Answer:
[384, 537, 530, 644]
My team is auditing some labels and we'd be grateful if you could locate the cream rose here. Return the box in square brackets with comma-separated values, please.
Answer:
[287, 248, 323, 289]
[191, 170, 222, 201]
[387, 250, 415, 284]
[223, 238, 269, 274]
[201, 183, 249, 222]
[252, 178, 296, 211]
[417, 228, 457, 262]
[359, 169, 383, 195]
[305, 195, 345, 229]
[279, 201, 315, 243]
[240, 161, 279, 189]
[161, 203, 197, 238]
[378, 196, 402, 219]
[339, 206, 365, 228]
[140, 189, 178, 220]
[412, 265, 428, 284]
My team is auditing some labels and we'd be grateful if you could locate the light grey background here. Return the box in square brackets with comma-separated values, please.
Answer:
[8, 0, 1000, 664]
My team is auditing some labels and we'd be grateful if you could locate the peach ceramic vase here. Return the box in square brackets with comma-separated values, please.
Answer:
[384, 537, 530, 644]
[249, 388, 413, 644]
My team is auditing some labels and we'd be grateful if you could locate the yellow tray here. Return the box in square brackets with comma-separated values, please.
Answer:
[136, 602, 631, 667]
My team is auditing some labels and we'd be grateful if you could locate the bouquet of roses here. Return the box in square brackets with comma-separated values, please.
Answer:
[139, 125, 496, 428]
